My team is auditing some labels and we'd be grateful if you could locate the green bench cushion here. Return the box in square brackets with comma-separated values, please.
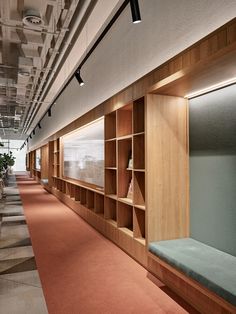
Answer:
[41, 179, 48, 185]
[149, 238, 236, 306]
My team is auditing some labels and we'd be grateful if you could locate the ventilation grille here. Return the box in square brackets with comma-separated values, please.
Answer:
[22, 9, 44, 27]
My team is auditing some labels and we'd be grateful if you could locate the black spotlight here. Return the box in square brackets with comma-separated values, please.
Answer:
[33, 130, 35, 135]
[75, 69, 84, 86]
[130, 0, 141, 23]
[26, 138, 29, 143]
[30, 134, 32, 139]
[38, 122, 41, 129]
[48, 108, 52, 117]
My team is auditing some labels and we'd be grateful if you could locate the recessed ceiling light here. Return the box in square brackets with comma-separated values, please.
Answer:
[18, 70, 30, 77]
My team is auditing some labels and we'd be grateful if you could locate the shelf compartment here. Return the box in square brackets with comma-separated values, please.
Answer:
[86, 190, 95, 210]
[60, 180, 66, 193]
[105, 111, 116, 140]
[104, 197, 117, 222]
[80, 187, 87, 205]
[133, 97, 144, 134]
[133, 133, 145, 170]
[117, 201, 133, 233]
[66, 182, 71, 196]
[117, 103, 132, 137]
[133, 207, 145, 240]
[74, 186, 80, 201]
[105, 140, 116, 168]
[118, 138, 132, 200]
[133, 171, 145, 206]
[105, 169, 117, 196]
[70, 184, 76, 199]
[95, 193, 104, 214]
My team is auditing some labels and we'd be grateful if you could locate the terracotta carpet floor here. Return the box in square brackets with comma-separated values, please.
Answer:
[16, 173, 198, 314]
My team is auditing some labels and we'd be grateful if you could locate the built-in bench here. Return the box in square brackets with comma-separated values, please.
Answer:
[40, 179, 49, 186]
[149, 238, 236, 307]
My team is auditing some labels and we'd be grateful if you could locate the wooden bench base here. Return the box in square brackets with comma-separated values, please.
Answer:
[148, 253, 236, 314]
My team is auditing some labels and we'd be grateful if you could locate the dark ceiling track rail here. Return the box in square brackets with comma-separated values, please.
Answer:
[22, 0, 135, 149]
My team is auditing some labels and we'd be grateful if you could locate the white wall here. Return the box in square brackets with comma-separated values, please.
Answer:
[29, 0, 236, 149]
[0, 140, 26, 171]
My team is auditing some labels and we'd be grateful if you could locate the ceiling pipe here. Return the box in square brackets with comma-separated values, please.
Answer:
[23, 0, 93, 135]
[26, 0, 130, 138]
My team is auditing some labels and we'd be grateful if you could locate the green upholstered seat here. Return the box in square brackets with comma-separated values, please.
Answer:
[41, 179, 48, 185]
[149, 238, 236, 306]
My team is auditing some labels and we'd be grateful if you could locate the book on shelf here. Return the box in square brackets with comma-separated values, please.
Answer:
[127, 151, 133, 169]
[127, 178, 133, 199]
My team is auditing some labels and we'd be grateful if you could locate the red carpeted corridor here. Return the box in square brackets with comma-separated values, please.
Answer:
[16, 174, 198, 314]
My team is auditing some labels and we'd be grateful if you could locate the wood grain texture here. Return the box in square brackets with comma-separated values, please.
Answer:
[40, 144, 48, 180]
[148, 254, 236, 314]
[146, 94, 189, 242]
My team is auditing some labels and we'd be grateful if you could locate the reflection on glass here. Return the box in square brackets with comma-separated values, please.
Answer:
[35, 149, 41, 170]
[63, 118, 104, 188]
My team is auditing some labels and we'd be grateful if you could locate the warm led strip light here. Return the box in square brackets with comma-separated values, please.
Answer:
[184, 76, 236, 99]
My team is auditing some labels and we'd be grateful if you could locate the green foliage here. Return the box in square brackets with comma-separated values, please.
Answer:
[0, 151, 16, 173]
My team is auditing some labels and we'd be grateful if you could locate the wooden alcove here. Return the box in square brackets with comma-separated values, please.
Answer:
[27, 18, 236, 314]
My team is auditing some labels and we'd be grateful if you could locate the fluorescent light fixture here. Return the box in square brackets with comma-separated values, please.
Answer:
[130, 0, 141, 23]
[75, 69, 84, 86]
[185, 77, 236, 99]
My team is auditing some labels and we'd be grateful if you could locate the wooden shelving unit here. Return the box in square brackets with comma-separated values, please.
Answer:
[53, 138, 60, 177]
[104, 97, 146, 245]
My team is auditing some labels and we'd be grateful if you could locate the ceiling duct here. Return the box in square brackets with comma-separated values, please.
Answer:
[22, 9, 44, 27]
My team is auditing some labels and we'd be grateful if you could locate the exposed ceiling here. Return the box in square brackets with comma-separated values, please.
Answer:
[0, 0, 94, 140]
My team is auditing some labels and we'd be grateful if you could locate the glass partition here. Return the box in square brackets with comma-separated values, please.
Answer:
[63, 117, 104, 188]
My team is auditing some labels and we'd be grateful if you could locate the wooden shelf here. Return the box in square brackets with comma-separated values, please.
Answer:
[95, 193, 104, 214]
[87, 190, 95, 210]
[106, 194, 117, 200]
[133, 133, 145, 169]
[117, 103, 132, 137]
[134, 204, 145, 211]
[118, 197, 133, 205]
[133, 97, 144, 134]
[105, 169, 117, 195]
[117, 202, 133, 232]
[117, 134, 133, 141]
[133, 171, 145, 206]
[134, 238, 146, 246]
[119, 227, 133, 238]
[105, 140, 116, 168]
[105, 197, 117, 222]
[134, 207, 145, 239]
[107, 219, 117, 227]
[118, 138, 132, 199]
[105, 111, 116, 140]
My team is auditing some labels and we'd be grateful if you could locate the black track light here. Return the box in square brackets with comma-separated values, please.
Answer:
[75, 69, 84, 86]
[48, 108, 52, 117]
[30, 134, 32, 139]
[26, 138, 29, 143]
[33, 130, 35, 135]
[38, 122, 41, 129]
[130, 0, 141, 24]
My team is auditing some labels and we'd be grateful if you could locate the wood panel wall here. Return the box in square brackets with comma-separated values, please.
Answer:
[146, 95, 189, 242]
[39, 18, 236, 143]
[41, 144, 49, 179]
